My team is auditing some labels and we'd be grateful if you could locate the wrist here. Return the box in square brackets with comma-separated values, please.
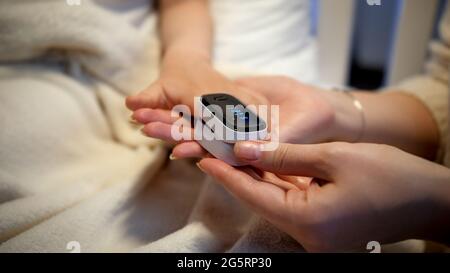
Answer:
[163, 44, 211, 65]
[320, 89, 365, 142]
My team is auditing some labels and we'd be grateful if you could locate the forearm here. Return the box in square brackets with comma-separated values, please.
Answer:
[353, 91, 440, 160]
[159, 0, 213, 61]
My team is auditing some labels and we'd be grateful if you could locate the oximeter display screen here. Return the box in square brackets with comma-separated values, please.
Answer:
[201, 93, 266, 132]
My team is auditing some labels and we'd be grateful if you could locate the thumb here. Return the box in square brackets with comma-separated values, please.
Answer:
[234, 141, 336, 180]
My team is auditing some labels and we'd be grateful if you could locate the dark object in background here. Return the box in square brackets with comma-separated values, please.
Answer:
[349, 0, 397, 90]
[348, 0, 446, 90]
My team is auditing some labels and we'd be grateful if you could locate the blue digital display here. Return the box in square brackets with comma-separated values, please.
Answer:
[231, 109, 249, 121]
[201, 93, 266, 132]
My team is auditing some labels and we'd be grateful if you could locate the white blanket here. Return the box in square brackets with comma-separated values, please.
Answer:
[0, 0, 308, 253]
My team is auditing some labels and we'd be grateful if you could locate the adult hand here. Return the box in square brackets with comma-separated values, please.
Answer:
[197, 141, 450, 252]
[232, 76, 363, 144]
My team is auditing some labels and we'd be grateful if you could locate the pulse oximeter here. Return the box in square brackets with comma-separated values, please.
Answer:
[196, 93, 268, 166]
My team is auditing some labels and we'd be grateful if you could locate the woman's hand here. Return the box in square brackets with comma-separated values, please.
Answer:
[231, 76, 363, 144]
[230, 77, 440, 159]
[197, 141, 450, 252]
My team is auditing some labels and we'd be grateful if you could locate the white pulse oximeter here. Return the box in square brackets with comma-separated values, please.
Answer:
[196, 93, 268, 166]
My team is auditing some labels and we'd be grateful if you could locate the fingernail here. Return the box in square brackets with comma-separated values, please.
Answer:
[234, 142, 262, 161]
[129, 116, 139, 125]
[196, 162, 207, 173]
[169, 153, 178, 160]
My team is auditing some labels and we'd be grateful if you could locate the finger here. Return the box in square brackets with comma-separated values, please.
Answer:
[132, 108, 175, 125]
[141, 122, 176, 142]
[233, 141, 335, 180]
[171, 142, 210, 159]
[261, 172, 301, 191]
[126, 83, 167, 111]
[142, 121, 195, 142]
[198, 158, 288, 216]
[238, 168, 300, 192]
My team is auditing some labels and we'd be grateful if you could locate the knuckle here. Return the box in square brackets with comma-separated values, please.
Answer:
[303, 145, 330, 174]
[271, 144, 290, 172]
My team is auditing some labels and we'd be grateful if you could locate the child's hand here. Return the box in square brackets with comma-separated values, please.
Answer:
[126, 48, 265, 158]
[128, 50, 235, 109]
[197, 141, 450, 252]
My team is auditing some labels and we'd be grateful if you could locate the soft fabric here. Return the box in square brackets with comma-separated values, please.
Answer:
[0, 0, 312, 253]
[211, 0, 317, 83]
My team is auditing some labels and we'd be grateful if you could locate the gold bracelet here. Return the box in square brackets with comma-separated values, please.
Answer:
[334, 88, 366, 142]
